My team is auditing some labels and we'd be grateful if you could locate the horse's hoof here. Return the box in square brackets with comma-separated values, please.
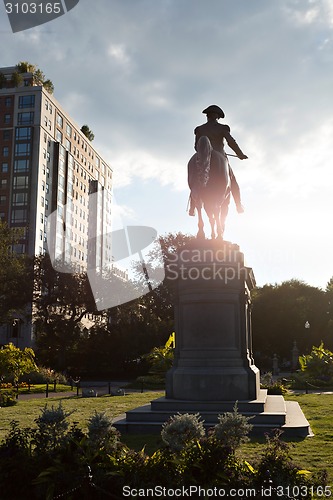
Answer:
[197, 231, 205, 239]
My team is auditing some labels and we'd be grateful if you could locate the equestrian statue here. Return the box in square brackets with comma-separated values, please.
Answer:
[188, 105, 248, 239]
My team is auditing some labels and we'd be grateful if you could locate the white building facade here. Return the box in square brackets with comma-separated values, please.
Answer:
[0, 65, 113, 347]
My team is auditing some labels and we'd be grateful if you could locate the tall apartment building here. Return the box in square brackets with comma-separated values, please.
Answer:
[0, 65, 113, 347]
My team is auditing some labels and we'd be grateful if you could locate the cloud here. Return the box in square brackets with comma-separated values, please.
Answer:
[3, 0, 333, 288]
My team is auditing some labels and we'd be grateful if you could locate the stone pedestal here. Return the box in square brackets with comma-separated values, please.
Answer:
[166, 240, 260, 401]
[114, 240, 311, 438]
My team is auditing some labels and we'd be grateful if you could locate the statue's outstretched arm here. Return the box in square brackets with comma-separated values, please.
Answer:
[224, 131, 248, 160]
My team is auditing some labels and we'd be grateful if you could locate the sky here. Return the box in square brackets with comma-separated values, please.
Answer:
[1, 0, 333, 289]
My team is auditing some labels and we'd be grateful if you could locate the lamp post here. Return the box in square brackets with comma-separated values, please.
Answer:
[12, 318, 20, 348]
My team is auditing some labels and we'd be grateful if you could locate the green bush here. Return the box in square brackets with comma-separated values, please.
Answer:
[261, 372, 288, 394]
[298, 343, 333, 384]
[87, 411, 120, 453]
[33, 403, 74, 455]
[161, 412, 206, 452]
[23, 366, 68, 384]
[0, 389, 17, 407]
[211, 403, 253, 453]
[254, 430, 328, 498]
[0, 406, 328, 498]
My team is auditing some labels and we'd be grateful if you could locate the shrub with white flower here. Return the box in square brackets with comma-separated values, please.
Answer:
[161, 412, 206, 452]
[212, 403, 253, 453]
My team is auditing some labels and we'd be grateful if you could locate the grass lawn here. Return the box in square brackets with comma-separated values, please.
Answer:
[0, 391, 332, 484]
[0, 391, 164, 441]
[241, 393, 333, 479]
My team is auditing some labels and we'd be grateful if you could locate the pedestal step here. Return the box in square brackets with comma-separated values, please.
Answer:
[113, 394, 312, 438]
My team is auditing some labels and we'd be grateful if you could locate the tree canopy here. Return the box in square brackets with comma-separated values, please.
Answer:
[16, 61, 54, 94]
[252, 278, 333, 367]
[0, 343, 37, 384]
[80, 125, 95, 141]
[0, 222, 33, 324]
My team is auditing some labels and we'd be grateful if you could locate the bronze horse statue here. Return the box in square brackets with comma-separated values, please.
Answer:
[188, 135, 231, 239]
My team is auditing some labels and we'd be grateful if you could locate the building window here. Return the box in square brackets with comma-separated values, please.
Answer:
[15, 143, 31, 156]
[4, 114, 11, 124]
[56, 114, 63, 128]
[14, 159, 30, 172]
[11, 209, 27, 223]
[3, 130, 10, 140]
[5, 97, 12, 107]
[56, 129, 63, 143]
[0, 195, 6, 204]
[19, 95, 35, 108]
[13, 176, 29, 189]
[1, 179, 8, 189]
[2, 147, 9, 157]
[18, 112, 34, 125]
[16, 127, 32, 140]
[13, 192, 28, 205]
[1, 163, 9, 173]
[66, 124, 72, 137]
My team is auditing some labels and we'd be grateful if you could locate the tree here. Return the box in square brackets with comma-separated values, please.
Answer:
[43, 79, 54, 94]
[33, 255, 98, 370]
[0, 222, 33, 324]
[325, 277, 333, 342]
[10, 71, 23, 87]
[0, 343, 37, 384]
[252, 279, 329, 367]
[16, 61, 36, 73]
[80, 125, 95, 141]
[0, 72, 6, 89]
[57, 233, 191, 376]
[16, 61, 54, 94]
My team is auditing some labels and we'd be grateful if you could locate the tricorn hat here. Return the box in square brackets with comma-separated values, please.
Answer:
[202, 105, 225, 118]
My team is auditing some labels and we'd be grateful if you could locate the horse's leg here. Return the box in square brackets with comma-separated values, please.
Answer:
[203, 199, 216, 239]
[196, 207, 205, 239]
[215, 208, 223, 239]
[218, 196, 231, 239]
[209, 213, 216, 240]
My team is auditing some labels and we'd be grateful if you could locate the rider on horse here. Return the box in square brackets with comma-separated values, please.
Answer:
[189, 105, 248, 216]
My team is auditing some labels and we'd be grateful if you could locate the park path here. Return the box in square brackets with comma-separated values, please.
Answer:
[17, 380, 133, 401]
[18, 391, 75, 400]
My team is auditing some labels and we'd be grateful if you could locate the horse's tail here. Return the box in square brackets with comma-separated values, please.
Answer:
[196, 135, 212, 187]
